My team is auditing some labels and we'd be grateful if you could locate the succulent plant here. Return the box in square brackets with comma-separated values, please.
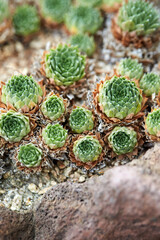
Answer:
[103, 0, 122, 7]
[139, 73, 160, 97]
[117, 58, 143, 80]
[69, 107, 94, 133]
[40, 0, 71, 24]
[0, 110, 30, 142]
[145, 109, 160, 136]
[76, 0, 102, 8]
[0, 0, 9, 23]
[44, 44, 86, 86]
[108, 126, 137, 155]
[42, 123, 68, 149]
[98, 76, 143, 119]
[117, 0, 160, 36]
[41, 93, 65, 121]
[69, 34, 96, 57]
[13, 4, 40, 36]
[18, 143, 42, 168]
[65, 6, 103, 34]
[73, 135, 102, 163]
[1, 75, 43, 111]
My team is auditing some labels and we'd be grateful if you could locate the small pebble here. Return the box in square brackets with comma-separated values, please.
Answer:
[78, 176, 86, 183]
[28, 183, 39, 193]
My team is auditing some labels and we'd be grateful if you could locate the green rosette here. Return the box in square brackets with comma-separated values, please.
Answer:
[98, 76, 143, 120]
[145, 109, 160, 136]
[76, 0, 102, 8]
[45, 44, 86, 86]
[0, 110, 30, 142]
[18, 143, 42, 168]
[108, 126, 137, 155]
[69, 107, 94, 133]
[42, 123, 68, 149]
[139, 73, 160, 97]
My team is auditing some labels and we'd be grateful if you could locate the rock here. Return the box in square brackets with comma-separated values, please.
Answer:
[28, 183, 39, 193]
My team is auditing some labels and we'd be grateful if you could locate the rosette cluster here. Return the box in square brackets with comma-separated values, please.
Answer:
[69, 34, 96, 57]
[41, 93, 65, 121]
[117, 0, 160, 36]
[73, 136, 102, 163]
[98, 76, 143, 119]
[18, 144, 42, 168]
[69, 107, 94, 133]
[139, 73, 160, 97]
[12, 4, 40, 36]
[0, 0, 8, 23]
[108, 126, 137, 155]
[42, 123, 68, 149]
[65, 6, 103, 34]
[39, 0, 71, 24]
[145, 109, 160, 136]
[117, 58, 143, 80]
[1, 74, 43, 111]
[44, 44, 86, 86]
[0, 110, 30, 142]
[76, 0, 102, 8]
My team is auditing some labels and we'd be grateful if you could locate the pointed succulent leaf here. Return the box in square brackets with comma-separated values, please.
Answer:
[42, 123, 68, 149]
[41, 94, 65, 121]
[98, 76, 143, 119]
[117, 0, 160, 36]
[65, 6, 103, 34]
[0, 0, 9, 23]
[73, 136, 102, 163]
[69, 34, 96, 57]
[69, 107, 94, 133]
[145, 109, 160, 136]
[108, 126, 137, 155]
[1, 75, 43, 111]
[139, 73, 160, 97]
[13, 4, 40, 36]
[76, 0, 102, 8]
[18, 143, 42, 168]
[39, 0, 71, 24]
[0, 110, 30, 142]
[45, 44, 86, 86]
[118, 58, 143, 80]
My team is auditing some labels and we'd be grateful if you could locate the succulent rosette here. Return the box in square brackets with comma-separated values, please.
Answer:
[108, 126, 137, 155]
[69, 34, 96, 57]
[76, 0, 102, 8]
[145, 109, 160, 139]
[12, 4, 40, 37]
[18, 143, 42, 168]
[1, 75, 43, 112]
[94, 75, 143, 122]
[42, 123, 68, 149]
[65, 6, 103, 34]
[69, 107, 94, 133]
[41, 92, 66, 121]
[0, 110, 30, 142]
[139, 73, 160, 97]
[117, 58, 143, 80]
[102, 0, 122, 13]
[69, 134, 103, 169]
[42, 44, 86, 87]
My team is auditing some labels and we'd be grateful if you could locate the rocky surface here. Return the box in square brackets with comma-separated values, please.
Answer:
[1, 143, 160, 240]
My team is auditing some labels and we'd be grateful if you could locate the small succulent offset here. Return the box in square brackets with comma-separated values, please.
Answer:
[108, 126, 137, 155]
[0, 110, 30, 142]
[0, 0, 9, 23]
[139, 73, 160, 97]
[1, 75, 43, 111]
[41, 93, 65, 121]
[117, 58, 143, 80]
[145, 109, 160, 136]
[40, 0, 71, 24]
[13, 4, 40, 36]
[18, 144, 42, 168]
[44, 44, 86, 86]
[117, 0, 160, 36]
[69, 34, 96, 57]
[98, 76, 143, 119]
[42, 123, 68, 149]
[65, 6, 103, 34]
[76, 0, 102, 8]
[73, 136, 102, 163]
[69, 107, 94, 133]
